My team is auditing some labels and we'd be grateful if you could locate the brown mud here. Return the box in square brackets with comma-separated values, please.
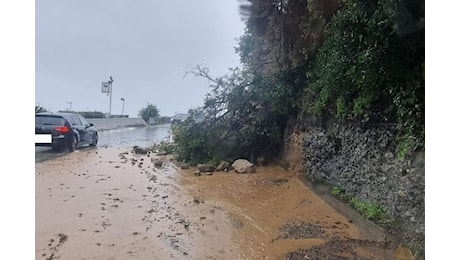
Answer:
[36, 147, 413, 259]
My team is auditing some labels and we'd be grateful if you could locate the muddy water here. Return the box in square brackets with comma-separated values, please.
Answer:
[97, 124, 171, 147]
[36, 146, 407, 259]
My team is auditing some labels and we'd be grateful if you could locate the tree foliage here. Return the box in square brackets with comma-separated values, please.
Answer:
[170, 109, 215, 165]
[305, 0, 424, 146]
[35, 105, 48, 113]
[138, 103, 160, 123]
[172, 0, 424, 164]
[175, 66, 289, 163]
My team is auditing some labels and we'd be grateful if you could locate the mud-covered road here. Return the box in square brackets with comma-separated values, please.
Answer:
[35, 125, 413, 259]
[35, 146, 415, 259]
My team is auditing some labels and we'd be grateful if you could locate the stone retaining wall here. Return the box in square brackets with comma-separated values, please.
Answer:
[299, 120, 424, 242]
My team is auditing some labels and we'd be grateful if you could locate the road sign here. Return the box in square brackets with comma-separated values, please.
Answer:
[101, 82, 110, 93]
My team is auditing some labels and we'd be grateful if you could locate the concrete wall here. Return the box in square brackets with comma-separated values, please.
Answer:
[87, 118, 148, 131]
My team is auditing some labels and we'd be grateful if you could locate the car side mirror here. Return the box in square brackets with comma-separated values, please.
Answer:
[89, 123, 94, 127]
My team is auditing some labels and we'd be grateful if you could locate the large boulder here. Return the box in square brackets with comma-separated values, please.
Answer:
[215, 161, 231, 171]
[197, 164, 215, 172]
[232, 159, 255, 173]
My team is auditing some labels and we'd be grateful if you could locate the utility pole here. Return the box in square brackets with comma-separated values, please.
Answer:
[108, 76, 114, 117]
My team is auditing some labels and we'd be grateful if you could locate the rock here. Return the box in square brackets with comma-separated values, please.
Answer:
[384, 152, 394, 159]
[197, 164, 214, 172]
[194, 171, 201, 176]
[301, 124, 424, 241]
[232, 159, 255, 173]
[157, 150, 168, 155]
[180, 163, 190, 169]
[151, 158, 163, 167]
[133, 146, 149, 155]
[193, 197, 204, 203]
[215, 161, 230, 171]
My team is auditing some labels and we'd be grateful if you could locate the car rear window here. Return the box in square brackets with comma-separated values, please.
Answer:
[35, 116, 65, 125]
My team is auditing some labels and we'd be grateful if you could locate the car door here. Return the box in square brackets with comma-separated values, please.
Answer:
[69, 115, 91, 144]
[78, 115, 95, 143]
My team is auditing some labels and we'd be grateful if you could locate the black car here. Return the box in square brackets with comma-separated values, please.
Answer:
[35, 113, 98, 152]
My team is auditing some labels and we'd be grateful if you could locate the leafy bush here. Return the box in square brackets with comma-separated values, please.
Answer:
[157, 142, 175, 154]
[170, 112, 213, 166]
[350, 197, 387, 221]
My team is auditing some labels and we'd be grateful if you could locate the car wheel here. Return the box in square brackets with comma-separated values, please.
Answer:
[90, 132, 98, 146]
[68, 135, 77, 152]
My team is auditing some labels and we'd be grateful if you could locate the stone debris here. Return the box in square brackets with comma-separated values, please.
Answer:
[232, 159, 255, 173]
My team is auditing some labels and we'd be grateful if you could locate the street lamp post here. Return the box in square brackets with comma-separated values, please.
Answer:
[67, 102, 72, 111]
[121, 97, 125, 117]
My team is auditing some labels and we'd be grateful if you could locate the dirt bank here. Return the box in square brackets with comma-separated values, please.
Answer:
[36, 146, 411, 259]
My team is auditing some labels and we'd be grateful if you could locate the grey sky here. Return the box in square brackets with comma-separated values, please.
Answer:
[36, 0, 245, 117]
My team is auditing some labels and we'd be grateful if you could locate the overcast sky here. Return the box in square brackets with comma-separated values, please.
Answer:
[36, 0, 246, 117]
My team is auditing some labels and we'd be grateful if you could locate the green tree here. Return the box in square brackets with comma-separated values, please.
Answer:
[180, 65, 289, 162]
[138, 103, 160, 124]
[35, 105, 48, 113]
[174, 0, 424, 166]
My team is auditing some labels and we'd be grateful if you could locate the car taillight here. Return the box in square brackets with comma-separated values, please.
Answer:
[54, 126, 70, 133]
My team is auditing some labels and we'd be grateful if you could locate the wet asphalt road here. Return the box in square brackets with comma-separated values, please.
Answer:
[35, 124, 171, 162]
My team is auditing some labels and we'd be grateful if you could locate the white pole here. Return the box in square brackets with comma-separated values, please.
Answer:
[108, 76, 113, 117]
[121, 98, 125, 117]
[109, 81, 112, 116]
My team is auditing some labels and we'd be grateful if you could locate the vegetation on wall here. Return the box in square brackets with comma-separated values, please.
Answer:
[305, 0, 424, 148]
[331, 186, 395, 226]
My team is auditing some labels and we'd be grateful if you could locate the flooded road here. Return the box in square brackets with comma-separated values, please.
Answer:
[35, 124, 171, 163]
[35, 125, 411, 259]
[97, 124, 171, 147]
